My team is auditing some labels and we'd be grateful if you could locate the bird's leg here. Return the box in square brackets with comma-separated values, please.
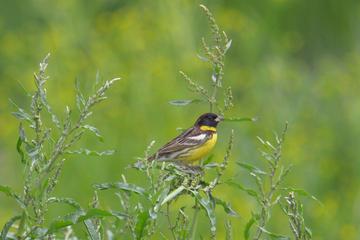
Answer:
[173, 161, 204, 175]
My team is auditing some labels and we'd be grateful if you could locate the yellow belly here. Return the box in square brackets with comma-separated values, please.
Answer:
[179, 133, 217, 163]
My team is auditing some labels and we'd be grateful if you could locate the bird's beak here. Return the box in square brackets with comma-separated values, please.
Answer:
[215, 115, 224, 122]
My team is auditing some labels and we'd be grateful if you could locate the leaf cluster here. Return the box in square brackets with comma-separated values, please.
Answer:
[92, 130, 237, 239]
[229, 124, 316, 240]
[1, 54, 119, 239]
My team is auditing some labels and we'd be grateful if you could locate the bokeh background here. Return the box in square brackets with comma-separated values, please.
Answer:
[1, 0, 360, 239]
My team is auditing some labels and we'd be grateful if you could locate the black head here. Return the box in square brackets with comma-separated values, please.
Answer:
[194, 113, 223, 127]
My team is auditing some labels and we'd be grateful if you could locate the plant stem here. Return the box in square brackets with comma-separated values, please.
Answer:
[209, 84, 218, 112]
[166, 203, 176, 240]
[190, 201, 200, 240]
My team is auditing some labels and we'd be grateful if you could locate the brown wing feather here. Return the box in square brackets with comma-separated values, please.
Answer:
[148, 126, 210, 161]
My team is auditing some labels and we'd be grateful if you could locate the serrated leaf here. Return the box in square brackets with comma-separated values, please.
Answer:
[1, 215, 22, 240]
[83, 125, 104, 142]
[65, 148, 114, 156]
[168, 99, 202, 106]
[94, 182, 146, 196]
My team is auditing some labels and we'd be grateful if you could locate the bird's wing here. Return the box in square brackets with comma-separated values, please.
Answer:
[150, 126, 211, 161]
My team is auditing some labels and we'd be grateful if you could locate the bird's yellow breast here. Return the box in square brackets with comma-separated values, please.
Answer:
[180, 132, 217, 163]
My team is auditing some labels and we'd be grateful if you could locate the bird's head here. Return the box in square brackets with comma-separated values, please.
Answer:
[194, 113, 224, 128]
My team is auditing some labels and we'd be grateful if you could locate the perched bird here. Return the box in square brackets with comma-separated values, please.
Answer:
[148, 113, 223, 165]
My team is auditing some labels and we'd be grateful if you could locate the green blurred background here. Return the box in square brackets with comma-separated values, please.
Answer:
[1, 0, 360, 239]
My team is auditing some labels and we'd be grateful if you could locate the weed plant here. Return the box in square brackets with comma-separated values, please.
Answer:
[0, 4, 315, 240]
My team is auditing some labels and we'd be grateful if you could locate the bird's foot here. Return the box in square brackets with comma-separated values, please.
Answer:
[174, 163, 204, 175]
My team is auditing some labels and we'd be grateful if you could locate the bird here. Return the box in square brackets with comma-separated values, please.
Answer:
[148, 113, 223, 165]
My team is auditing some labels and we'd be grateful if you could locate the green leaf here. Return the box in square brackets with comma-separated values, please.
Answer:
[47, 211, 84, 234]
[1, 215, 21, 240]
[94, 182, 146, 196]
[225, 219, 232, 240]
[84, 219, 101, 240]
[47, 219, 74, 234]
[244, 217, 255, 240]
[75, 78, 86, 110]
[110, 211, 128, 220]
[84, 220, 100, 240]
[258, 227, 290, 240]
[151, 186, 170, 219]
[305, 226, 312, 238]
[197, 54, 209, 62]
[203, 163, 220, 169]
[223, 117, 257, 122]
[78, 208, 114, 222]
[213, 197, 238, 217]
[9, 99, 34, 124]
[83, 125, 104, 142]
[193, 193, 216, 234]
[0, 185, 14, 198]
[135, 211, 150, 240]
[202, 154, 214, 165]
[11, 111, 32, 123]
[47, 208, 124, 234]
[16, 126, 26, 164]
[237, 162, 267, 175]
[224, 39, 232, 53]
[168, 99, 202, 106]
[281, 188, 322, 204]
[161, 185, 185, 206]
[47, 197, 82, 210]
[0, 185, 24, 209]
[226, 181, 259, 200]
[65, 148, 115, 156]
[94, 70, 102, 91]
